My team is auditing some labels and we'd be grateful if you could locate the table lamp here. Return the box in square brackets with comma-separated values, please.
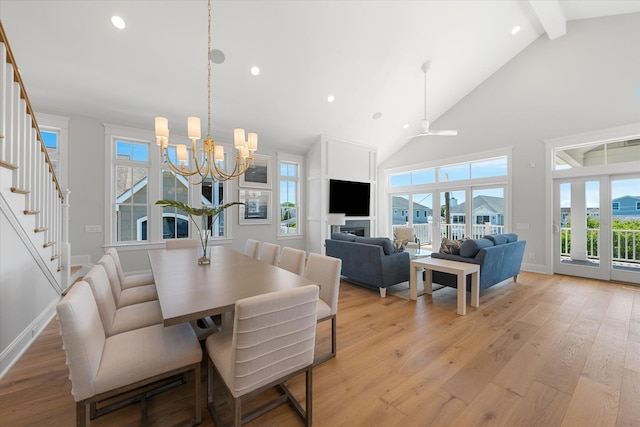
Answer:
[327, 213, 346, 234]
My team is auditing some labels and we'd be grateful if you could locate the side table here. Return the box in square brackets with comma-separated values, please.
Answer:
[409, 257, 480, 315]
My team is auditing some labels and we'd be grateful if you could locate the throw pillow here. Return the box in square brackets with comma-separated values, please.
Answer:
[439, 237, 466, 255]
[393, 239, 409, 253]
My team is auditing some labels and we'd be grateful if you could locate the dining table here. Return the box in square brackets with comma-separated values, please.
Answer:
[148, 245, 317, 327]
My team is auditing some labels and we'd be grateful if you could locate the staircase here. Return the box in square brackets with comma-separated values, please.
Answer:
[0, 21, 70, 377]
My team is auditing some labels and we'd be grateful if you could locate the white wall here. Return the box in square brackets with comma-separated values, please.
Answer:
[380, 13, 640, 274]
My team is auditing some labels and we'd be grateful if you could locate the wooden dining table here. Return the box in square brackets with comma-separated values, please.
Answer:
[148, 245, 317, 326]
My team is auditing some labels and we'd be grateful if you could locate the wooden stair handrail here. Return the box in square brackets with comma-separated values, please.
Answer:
[0, 20, 63, 202]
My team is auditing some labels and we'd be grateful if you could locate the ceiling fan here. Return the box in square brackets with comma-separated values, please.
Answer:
[414, 61, 458, 137]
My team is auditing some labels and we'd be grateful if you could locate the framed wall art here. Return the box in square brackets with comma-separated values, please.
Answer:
[239, 154, 271, 189]
[239, 189, 271, 225]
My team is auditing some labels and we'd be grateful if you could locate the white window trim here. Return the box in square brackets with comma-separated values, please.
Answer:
[276, 152, 304, 240]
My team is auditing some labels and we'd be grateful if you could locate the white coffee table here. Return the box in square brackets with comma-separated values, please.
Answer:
[409, 257, 480, 315]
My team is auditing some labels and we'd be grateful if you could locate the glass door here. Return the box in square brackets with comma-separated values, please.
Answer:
[610, 176, 640, 283]
[391, 193, 434, 249]
[440, 189, 466, 241]
[554, 174, 640, 284]
[553, 178, 609, 280]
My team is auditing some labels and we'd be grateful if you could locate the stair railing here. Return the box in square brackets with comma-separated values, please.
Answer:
[0, 20, 69, 290]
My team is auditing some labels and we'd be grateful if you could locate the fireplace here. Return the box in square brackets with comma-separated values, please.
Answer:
[339, 219, 370, 237]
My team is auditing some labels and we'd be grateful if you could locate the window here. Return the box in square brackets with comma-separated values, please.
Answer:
[114, 140, 149, 242]
[612, 202, 620, 210]
[106, 124, 233, 245]
[41, 130, 59, 177]
[161, 170, 190, 239]
[636, 201, 640, 210]
[554, 138, 640, 170]
[387, 153, 509, 247]
[390, 168, 435, 188]
[278, 158, 301, 236]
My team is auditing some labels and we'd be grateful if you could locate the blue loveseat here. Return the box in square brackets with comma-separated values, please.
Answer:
[325, 233, 410, 297]
[431, 233, 526, 292]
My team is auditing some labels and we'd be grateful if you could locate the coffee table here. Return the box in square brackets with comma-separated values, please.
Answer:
[409, 257, 480, 315]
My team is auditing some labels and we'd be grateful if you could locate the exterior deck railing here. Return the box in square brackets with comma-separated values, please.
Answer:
[393, 223, 505, 247]
[560, 227, 639, 265]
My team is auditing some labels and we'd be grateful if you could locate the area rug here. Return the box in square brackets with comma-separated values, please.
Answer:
[385, 281, 443, 299]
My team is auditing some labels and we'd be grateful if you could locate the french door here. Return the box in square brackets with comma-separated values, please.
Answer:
[553, 174, 640, 283]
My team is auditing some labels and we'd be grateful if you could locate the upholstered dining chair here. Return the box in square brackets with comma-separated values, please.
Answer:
[165, 238, 199, 249]
[105, 247, 154, 289]
[279, 247, 306, 276]
[57, 281, 202, 427]
[98, 254, 157, 308]
[394, 226, 420, 249]
[304, 253, 342, 364]
[83, 264, 162, 337]
[206, 285, 319, 427]
[243, 239, 261, 259]
[260, 242, 280, 266]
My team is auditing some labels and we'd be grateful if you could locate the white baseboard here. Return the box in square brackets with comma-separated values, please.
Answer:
[0, 298, 60, 380]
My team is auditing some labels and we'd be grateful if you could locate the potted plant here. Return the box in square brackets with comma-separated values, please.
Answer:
[155, 199, 243, 264]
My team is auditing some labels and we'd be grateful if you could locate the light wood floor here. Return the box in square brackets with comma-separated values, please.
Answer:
[1, 272, 639, 426]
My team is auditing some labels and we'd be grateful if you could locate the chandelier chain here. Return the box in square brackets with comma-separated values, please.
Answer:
[207, 0, 212, 138]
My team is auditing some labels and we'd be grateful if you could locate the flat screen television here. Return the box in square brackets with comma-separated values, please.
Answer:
[329, 179, 370, 217]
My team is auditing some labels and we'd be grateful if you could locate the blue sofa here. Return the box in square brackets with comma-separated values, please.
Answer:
[431, 233, 526, 292]
[325, 233, 410, 297]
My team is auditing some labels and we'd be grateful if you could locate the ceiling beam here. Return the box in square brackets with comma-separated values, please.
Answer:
[529, 0, 567, 40]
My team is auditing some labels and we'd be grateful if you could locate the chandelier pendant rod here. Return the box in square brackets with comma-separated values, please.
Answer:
[154, 0, 257, 185]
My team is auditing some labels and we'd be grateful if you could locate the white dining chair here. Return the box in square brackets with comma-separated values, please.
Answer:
[165, 238, 199, 249]
[105, 248, 154, 289]
[98, 254, 157, 308]
[206, 285, 319, 427]
[57, 281, 202, 427]
[83, 264, 162, 337]
[279, 247, 306, 276]
[304, 253, 342, 364]
[243, 239, 261, 259]
[260, 242, 280, 266]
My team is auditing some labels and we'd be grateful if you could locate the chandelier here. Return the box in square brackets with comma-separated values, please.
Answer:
[154, 0, 257, 185]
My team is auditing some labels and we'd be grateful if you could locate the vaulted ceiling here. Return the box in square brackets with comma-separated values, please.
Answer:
[1, 1, 638, 163]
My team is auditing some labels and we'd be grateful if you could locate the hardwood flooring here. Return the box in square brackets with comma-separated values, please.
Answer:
[1, 272, 639, 426]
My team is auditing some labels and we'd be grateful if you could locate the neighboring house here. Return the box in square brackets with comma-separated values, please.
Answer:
[612, 195, 640, 220]
[391, 196, 432, 225]
[448, 195, 504, 226]
[115, 173, 226, 240]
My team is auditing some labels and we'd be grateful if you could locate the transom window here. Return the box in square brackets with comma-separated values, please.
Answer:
[390, 156, 507, 188]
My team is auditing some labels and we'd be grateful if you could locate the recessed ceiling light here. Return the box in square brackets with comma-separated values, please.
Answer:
[327, 95, 335, 103]
[372, 112, 382, 120]
[111, 16, 126, 30]
[250, 66, 260, 76]
[511, 25, 521, 35]
[403, 123, 409, 129]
